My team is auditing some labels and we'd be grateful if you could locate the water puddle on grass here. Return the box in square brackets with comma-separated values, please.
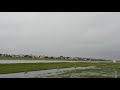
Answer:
[0, 60, 111, 64]
[50, 68, 120, 78]
[1, 65, 119, 78]
[0, 60, 94, 64]
[0, 66, 95, 78]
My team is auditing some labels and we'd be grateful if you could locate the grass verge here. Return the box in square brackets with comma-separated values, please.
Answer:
[0, 62, 97, 74]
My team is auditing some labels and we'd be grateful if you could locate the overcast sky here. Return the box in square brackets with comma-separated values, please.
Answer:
[0, 12, 120, 60]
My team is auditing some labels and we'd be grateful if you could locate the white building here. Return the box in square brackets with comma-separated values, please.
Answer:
[113, 60, 116, 63]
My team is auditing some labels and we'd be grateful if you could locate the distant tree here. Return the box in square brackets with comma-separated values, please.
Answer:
[45, 56, 48, 58]
[60, 56, 64, 58]
[24, 55, 32, 58]
[50, 57, 54, 59]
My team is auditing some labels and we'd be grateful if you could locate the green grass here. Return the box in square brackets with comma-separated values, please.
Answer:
[99, 63, 120, 70]
[46, 62, 120, 78]
[0, 62, 97, 74]
[1, 61, 120, 78]
[81, 75, 112, 78]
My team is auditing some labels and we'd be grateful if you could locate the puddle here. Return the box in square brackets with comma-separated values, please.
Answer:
[0, 66, 95, 78]
[0, 60, 111, 64]
[51, 68, 120, 78]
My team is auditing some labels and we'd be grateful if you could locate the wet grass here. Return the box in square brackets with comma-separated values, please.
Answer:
[1, 61, 120, 78]
[0, 62, 97, 74]
[47, 62, 120, 78]
[49, 69, 115, 78]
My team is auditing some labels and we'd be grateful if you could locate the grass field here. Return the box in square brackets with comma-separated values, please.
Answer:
[0, 62, 97, 74]
[48, 62, 120, 78]
[0, 61, 120, 78]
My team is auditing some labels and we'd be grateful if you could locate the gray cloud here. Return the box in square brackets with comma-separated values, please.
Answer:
[0, 12, 120, 60]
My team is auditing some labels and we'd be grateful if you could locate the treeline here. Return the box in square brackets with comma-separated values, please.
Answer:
[0, 53, 108, 61]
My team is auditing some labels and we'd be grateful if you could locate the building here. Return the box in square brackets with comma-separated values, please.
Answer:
[113, 60, 116, 63]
